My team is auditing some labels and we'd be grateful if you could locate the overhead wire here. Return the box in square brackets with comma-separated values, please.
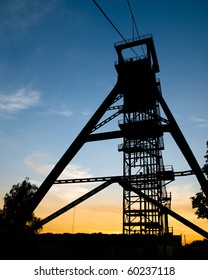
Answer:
[92, 0, 127, 43]
[92, 0, 138, 57]
[126, 0, 140, 38]
[126, 0, 145, 55]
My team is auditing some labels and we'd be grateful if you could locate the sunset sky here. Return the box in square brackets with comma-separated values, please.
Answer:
[0, 0, 208, 244]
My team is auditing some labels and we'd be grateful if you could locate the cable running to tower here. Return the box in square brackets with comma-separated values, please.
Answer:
[92, 0, 138, 57]
[126, 0, 145, 55]
[126, 0, 140, 39]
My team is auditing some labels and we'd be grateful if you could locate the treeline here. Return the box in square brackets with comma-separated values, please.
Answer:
[2, 232, 184, 260]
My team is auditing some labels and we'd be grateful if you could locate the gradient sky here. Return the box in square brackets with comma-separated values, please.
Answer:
[0, 0, 208, 244]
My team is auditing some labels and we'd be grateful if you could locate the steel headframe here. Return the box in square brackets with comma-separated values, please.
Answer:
[15, 35, 208, 236]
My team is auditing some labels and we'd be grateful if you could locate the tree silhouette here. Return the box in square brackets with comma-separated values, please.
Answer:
[0, 178, 42, 235]
[190, 141, 208, 220]
[191, 192, 208, 219]
[202, 141, 208, 178]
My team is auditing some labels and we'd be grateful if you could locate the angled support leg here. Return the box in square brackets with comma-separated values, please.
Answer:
[158, 92, 208, 199]
[18, 81, 122, 226]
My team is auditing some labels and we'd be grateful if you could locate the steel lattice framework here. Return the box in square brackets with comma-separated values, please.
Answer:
[119, 108, 172, 235]
[115, 40, 173, 234]
[15, 35, 208, 239]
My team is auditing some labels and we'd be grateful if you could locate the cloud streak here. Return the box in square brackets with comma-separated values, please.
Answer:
[0, 88, 40, 113]
[24, 152, 92, 178]
[24, 152, 94, 202]
[0, 0, 58, 41]
[48, 108, 73, 117]
[189, 115, 208, 128]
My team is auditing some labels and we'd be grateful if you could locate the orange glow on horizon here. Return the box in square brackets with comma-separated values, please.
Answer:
[37, 203, 208, 245]
[33, 181, 208, 245]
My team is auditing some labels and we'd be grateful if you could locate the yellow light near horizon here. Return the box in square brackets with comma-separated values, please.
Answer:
[40, 205, 123, 234]
[38, 202, 208, 245]
[30, 180, 208, 244]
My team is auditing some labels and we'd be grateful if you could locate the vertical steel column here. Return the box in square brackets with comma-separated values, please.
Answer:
[120, 105, 170, 235]
[116, 36, 172, 235]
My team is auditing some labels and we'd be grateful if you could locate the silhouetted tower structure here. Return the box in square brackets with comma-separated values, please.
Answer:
[14, 35, 208, 239]
[116, 37, 172, 235]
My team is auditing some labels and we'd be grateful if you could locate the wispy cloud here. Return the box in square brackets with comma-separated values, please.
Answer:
[24, 152, 94, 202]
[0, 88, 40, 113]
[189, 115, 208, 128]
[24, 152, 53, 177]
[81, 110, 91, 116]
[0, 0, 58, 40]
[48, 108, 73, 117]
[24, 152, 93, 184]
[24, 152, 93, 179]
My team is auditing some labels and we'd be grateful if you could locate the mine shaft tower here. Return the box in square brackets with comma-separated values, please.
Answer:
[16, 35, 208, 239]
[115, 36, 172, 235]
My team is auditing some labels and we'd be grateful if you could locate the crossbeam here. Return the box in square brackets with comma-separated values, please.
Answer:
[54, 169, 194, 185]
[37, 177, 208, 240]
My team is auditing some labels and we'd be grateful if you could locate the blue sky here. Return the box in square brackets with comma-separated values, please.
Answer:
[0, 0, 208, 241]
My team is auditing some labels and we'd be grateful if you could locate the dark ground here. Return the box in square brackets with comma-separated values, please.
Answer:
[1, 233, 208, 260]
